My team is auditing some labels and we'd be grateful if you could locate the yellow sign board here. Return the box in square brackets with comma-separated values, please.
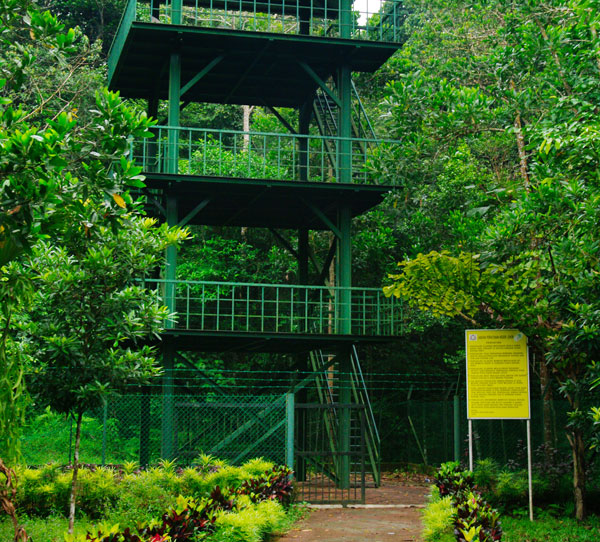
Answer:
[466, 329, 530, 419]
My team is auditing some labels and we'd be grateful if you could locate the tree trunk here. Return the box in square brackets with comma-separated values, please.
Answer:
[68, 411, 84, 534]
[242, 105, 254, 150]
[538, 353, 554, 449]
[571, 428, 587, 520]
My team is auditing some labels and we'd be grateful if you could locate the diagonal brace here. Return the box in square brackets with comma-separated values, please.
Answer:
[299, 62, 341, 108]
[178, 198, 211, 227]
[181, 54, 226, 97]
[301, 197, 342, 238]
[263, 104, 298, 135]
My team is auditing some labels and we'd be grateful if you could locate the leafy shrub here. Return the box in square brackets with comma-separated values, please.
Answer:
[139, 495, 217, 541]
[435, 461, 475, 498]
[111, 470, 181, 526]
[212, 500, 287, 542]
[238, 466, 293, 506]
[15, 465, 116, 518]
[426, 463, 503, 542]
[240, 458, 275, 478]
[474, 459, 500, 492]
[76, 467, 120, 518]
[454, 491, 502, 542]
[494, 471, 528, 507]
[421, 493, 454, 542]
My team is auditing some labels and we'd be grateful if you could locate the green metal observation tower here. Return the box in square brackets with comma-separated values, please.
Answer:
[108, 0, 406, 498]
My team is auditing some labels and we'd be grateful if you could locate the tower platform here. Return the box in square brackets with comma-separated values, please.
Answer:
[144, 174, 390, 229]
[109, 23, 398, 106]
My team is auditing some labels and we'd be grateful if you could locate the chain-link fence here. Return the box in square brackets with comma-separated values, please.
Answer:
[377, 398, 572, 468]
[22, 393, 289, 467]
[22, 391, 571, 471]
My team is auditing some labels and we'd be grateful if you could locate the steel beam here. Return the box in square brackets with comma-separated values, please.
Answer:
[167, 53, 181, 175]
[181, 54, 226, 97]
[299, 62, 341, 108]
[264, 105, 298, 135]
[301, 198, 342, 238]
[178, 198, 211, 227]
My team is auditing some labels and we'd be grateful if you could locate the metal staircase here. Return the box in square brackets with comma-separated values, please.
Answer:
[313, 79, 377, 141]
[312, 79, 378, 181]
[308, 347, 381, 487]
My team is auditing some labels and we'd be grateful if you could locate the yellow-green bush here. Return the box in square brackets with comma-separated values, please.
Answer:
[421, 490, 455, 542]
[213, 499, 287, 542]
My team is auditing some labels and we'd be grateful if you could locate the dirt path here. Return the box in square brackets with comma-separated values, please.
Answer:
[278, 478, 430, 542]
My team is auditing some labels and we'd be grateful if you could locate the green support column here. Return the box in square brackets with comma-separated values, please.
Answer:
[167, 52, 181, 175]
[171, 0, 182, 25]
[286, 393, 295, 471]
[296, 228, 309, 480]
[299, 99, 312, 183]
[161, 39, 181, 460]
[161, 195, 177, 459]
[337, 0, 353, 489]
[339, 346, 352, 489]
[165, 194, 178, 318]
[147, 97, 159, 173]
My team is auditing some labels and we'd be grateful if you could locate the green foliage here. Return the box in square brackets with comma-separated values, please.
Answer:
[454, 491, 503, 542]
[431, 462, 503, 542]
[434, 461, 475, 499]
[21, 407, 139, 465]
[212, 499, 287, 542]
[237, 465, 294, 506]
[22, 215, 188, 417]
[474, 459, 501, 492]
[421, 494, 455, 542]
[184, 135, 288, 180]
[0, 0, 158, 467]
[15, 464, 119, 518]
[382, 10, 600, 520]
[502, 514, 600, 542]
[41, 0, 126, 52]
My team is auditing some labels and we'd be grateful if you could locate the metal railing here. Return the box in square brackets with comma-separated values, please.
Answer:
[131, 126, 390, 184]
[147, 278, 405, 336]
[109, 0, 406, 65]
[350, 345, 380, 485]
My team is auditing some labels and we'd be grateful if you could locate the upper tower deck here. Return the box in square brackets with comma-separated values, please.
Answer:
[108, 0, 406, 106]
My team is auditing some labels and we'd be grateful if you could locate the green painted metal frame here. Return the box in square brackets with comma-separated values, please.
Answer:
[145, 278, 405, 337]
[108, 0, 406, 66]
[130, 125, 397, 184]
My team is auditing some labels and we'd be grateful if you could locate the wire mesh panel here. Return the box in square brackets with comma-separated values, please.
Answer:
[21, 394, 289, 467]
[377, 398, 572, 467]
[172, 394, 288, 465]
[295, 402, 366, 504]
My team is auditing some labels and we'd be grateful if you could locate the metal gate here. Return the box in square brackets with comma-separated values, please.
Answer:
[294, 402, 366, 504]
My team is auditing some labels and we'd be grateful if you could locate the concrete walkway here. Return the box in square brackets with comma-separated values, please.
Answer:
[277, 478, 430, 542]
[277, 505, 425, 542]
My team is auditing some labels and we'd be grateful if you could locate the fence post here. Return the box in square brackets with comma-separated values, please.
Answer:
[286, 393, 295, 471]
[102, 400, 108, 466]
[454, 395, 460, 462]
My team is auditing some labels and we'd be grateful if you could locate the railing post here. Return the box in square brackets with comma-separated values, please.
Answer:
[286, 393, 295, 471]
[454, 394, 461, 462]
[102, 399, 107, 466]
[171, 0, 182, 25]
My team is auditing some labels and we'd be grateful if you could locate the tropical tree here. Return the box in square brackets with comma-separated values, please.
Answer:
[383, 0, 600, 519]
[21, 215, 188, 533]
[1, 1, 185, 535]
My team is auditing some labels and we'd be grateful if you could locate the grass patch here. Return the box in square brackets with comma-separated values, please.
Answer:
[0, 504, 309, 542]
[503, 514, 600, 542]
[0, 515, 94, 542]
